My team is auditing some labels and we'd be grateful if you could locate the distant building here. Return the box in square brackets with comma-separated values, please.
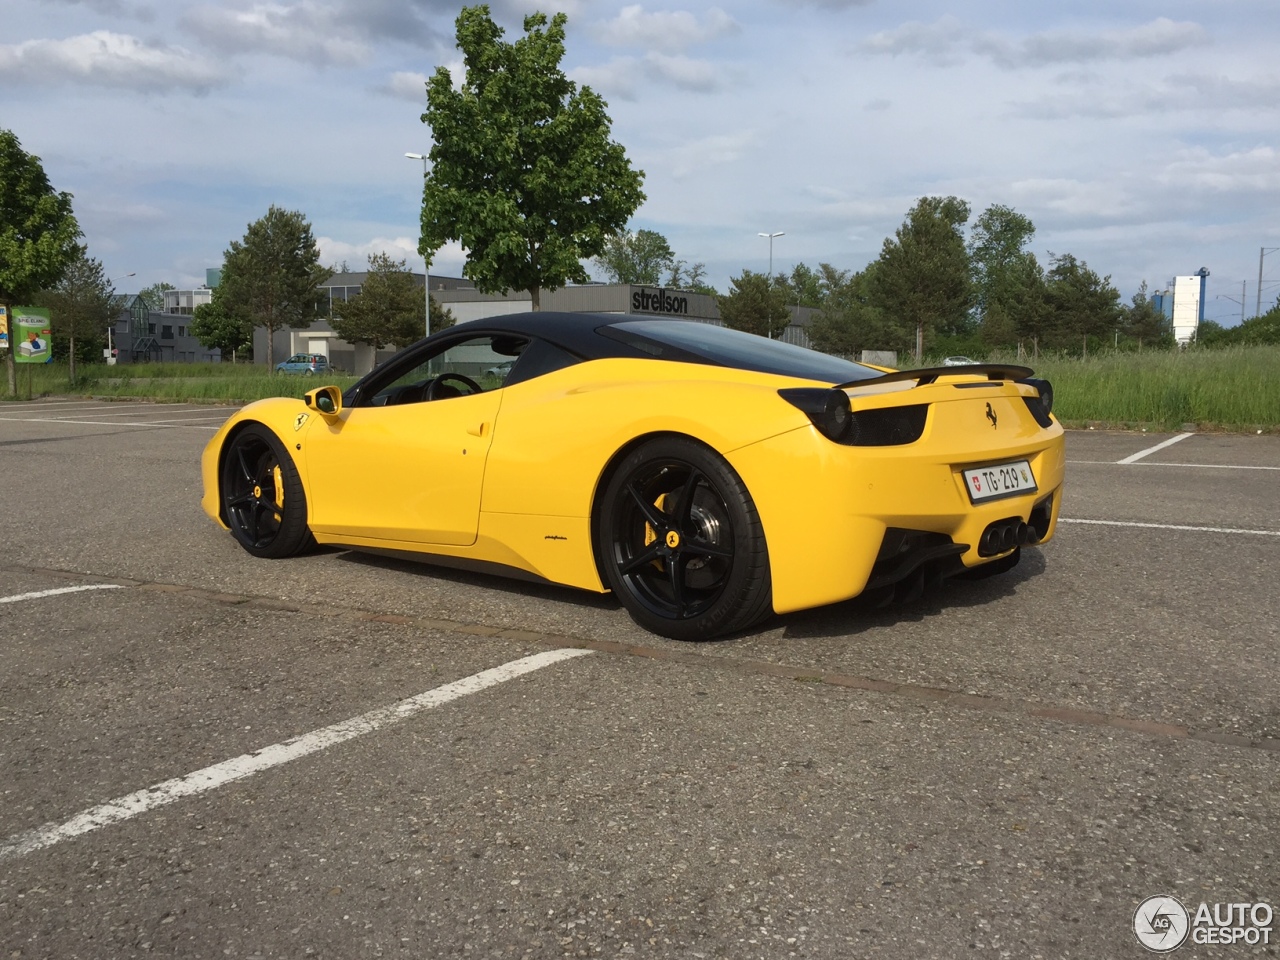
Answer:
[1171, 268, 1210, 345]
[162, 287, 212, 316]
[255, 273, 820, 376]
[108, 293, 221, 363]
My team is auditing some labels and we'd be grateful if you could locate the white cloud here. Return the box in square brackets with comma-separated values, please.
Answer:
[382, 71, 431, 102]
[865, 17, 1208, 69]
[182, 2, 369, 66]
[667, 131, 758, 180]
[0, 31, 226, 93]
[316, 236, 468, 276]
[592, 6, 740, 50]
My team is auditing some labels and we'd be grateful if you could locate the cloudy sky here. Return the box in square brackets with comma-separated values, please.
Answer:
[4, 0, 1278, 325]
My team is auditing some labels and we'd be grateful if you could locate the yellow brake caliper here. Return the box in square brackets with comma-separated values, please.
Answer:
[271, 464, 285, 521]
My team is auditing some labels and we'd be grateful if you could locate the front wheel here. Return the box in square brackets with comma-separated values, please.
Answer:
[597, 437, 772, 641]
[220, 424, 314, 559]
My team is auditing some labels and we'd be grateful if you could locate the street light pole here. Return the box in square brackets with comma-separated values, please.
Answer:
[405, 152, 431, 337]
[757, 231, 784, 338]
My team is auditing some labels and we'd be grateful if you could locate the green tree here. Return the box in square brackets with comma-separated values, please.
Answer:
[807, 264, 908, 356]
[869, 196, 973, 360]
[1122, 281, 1173, 348]
[192, 293, 253, 361]
[331, 253, 428, 350]
[139, 281, 175, 311]
[1229, 303, 1280, 345]
[776, 262, 826, 308]
[593, 228, 674, 285]
[217, 205, 331, 368]
[666, 259, 716, 295]
[1043, 253, 1122, 352]
[967, 204, 1045, 350]
[0, 129, 82, 395]
[717, 270, 789, 339]
[38, 245, 118, 382]
[419, 5, 645, 309]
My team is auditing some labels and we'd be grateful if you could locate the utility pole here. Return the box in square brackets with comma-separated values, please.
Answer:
[1258, 247, 1279, 317]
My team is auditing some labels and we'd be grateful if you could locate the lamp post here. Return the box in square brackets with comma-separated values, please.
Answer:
[757, 231, 784, 339]
[405, 152, 431, 337]
[107, 272, 135, 363]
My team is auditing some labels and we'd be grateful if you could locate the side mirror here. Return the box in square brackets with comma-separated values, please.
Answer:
[305, 385, 343, 417]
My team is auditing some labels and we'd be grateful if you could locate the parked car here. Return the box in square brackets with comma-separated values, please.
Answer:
[276, 354, 330, 375]
[485, 361, 515, 378]
[203, 314, 1062, 641]
[943, 356, 978, 366]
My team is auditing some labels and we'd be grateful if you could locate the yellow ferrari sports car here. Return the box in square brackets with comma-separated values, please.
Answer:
[201, 313, 1064, 640]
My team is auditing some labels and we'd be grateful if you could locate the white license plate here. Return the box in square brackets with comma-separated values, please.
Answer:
[963, 460, 1037, 504]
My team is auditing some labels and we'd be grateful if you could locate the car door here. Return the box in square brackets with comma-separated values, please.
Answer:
[303, 334, 519, 546]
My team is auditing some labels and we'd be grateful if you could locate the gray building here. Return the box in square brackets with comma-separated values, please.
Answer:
[109, 294, 222, 364]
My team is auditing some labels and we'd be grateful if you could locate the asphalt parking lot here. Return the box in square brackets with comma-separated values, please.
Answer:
[1, 398, 1277, 959]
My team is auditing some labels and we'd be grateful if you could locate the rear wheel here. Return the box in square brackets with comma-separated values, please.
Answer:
[221, 424, 314, 558]
[598, 437, 771, 641]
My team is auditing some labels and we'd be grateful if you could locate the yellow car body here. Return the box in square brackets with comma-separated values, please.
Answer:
[202, 314, 1063, 639]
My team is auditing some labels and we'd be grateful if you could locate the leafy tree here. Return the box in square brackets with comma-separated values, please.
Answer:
[0, 128, 82, 395]
[1043, 253, 1122, 352]
[192, 293, 253, 361]
[869, 196, 973, 360]
[419, 5, 645, 309]
[717, 270, 789, 339]
[217, 205, 330, 368]
[593, 228, 674, 285]
[807, 264, 908, 356]
[1193, 318, 1232, 347]
[139, 281, 175, 311]
[666, 259, 716, 295]
[776, 262, 826, 308]
[1122, 281, 1172, 348]
[966, 204, 1046, 350]
[330, 253, 428, 350]
[1229, 303, 1280, 345]
[38, 246, 118, 382]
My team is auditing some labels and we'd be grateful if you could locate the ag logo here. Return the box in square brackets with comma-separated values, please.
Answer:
[293, 412, 310, 431]
[1134, 895, 1190, 953]
[985, 402, 998, 429]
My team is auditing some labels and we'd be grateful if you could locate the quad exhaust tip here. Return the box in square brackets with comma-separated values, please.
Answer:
[979, 518, 1040, 557]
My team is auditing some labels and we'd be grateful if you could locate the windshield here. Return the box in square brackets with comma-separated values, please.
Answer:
[603, 320, 882, 383]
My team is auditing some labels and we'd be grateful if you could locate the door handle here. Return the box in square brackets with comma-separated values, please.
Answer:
[467, 421, 489, 437]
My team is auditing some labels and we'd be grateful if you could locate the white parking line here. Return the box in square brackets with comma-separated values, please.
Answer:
[1059, 518, 1280, 537]
[0, 584, 125, 604]
[1067, 460, 1280, 472]
[1117, 433, 1194, 464]
[0, 648, 593, 863]
[0, 417, 222, 430]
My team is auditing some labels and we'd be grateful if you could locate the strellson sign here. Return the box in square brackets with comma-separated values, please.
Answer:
[631, 287, 689, 316]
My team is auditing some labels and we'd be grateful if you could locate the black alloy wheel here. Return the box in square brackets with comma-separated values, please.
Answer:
[221, 424, 314, 559]
[598, 437, 772, 641]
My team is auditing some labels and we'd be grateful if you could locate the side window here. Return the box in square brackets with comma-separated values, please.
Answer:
[504, 338, 581, 386]
[363, 334, 530, 407]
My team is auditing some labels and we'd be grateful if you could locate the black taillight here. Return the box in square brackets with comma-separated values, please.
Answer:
[778, 387, 853, 442]
[1019, 377, 1054, 426]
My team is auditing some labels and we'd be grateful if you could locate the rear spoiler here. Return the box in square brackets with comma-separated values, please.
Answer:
[835, 363, 1035, 391]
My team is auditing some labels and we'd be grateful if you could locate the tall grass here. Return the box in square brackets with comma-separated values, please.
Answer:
[3, 361, 361, 403]
[1004, 345, 1280, 430]
[6, 347, 1279, 430]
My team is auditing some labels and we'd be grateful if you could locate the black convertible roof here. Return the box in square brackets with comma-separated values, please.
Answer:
[445, 311, 654, 360]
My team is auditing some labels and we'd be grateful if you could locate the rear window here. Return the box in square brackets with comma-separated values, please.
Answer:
[602, 320, 881, 384]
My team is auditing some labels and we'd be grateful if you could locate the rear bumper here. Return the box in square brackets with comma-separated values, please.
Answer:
[727, 420, 1065, 615]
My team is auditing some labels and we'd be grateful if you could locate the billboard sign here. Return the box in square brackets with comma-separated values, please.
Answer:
[13, 306, 53, 363]
[0, 304, 8, 349]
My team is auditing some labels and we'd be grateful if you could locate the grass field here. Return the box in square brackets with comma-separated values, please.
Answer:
[5, 345, 1278, 431]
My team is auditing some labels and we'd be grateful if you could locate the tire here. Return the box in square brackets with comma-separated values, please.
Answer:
[220, 424, 314, 559]
[597, 437, 772, 641]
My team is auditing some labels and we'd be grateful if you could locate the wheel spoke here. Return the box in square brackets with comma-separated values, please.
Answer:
[666, 552, 688, 617]
[670, 468, 702, 530]
[625, 480, 670, 532]
[235, 445, 258, 485]
[226, 491, 255, 508]
[619, 541, 663, 576]
[684, 539, 735, 561]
